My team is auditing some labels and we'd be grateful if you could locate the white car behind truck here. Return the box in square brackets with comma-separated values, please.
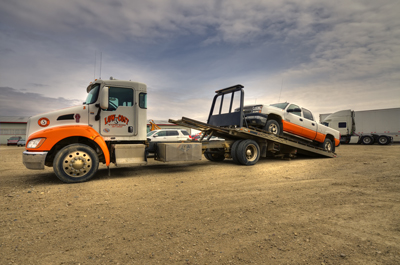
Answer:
[239, 103, 341, 152]
[320, 108, 400, 145]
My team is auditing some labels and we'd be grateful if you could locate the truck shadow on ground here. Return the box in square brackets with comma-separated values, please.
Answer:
[22, 156, 327, 185]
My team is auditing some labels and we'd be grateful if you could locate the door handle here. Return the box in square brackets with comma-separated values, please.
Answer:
[312, 123, 315, 126]
[299, 118, 303, 122]
[128, 126, 133, 133]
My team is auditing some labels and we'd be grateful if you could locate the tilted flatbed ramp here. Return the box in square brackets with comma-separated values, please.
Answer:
[169, 117, 336, 158]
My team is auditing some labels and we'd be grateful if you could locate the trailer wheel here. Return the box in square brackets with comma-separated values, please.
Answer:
[230, 140, 242, 164]
[362, 136, 374, 145]
[53, 143, 99, 183]
[204, 150, 225, 162]
[320, 138, 335, 152]
[236, 140, 260, 166]
[264, 120, 281, 135]
[378, 136, 389, 145]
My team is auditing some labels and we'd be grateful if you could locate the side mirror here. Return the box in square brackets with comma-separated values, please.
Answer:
[99, 86, 109, 110]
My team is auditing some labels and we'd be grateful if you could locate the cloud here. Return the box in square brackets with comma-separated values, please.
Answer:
[0, 0, 399, 123]
[0, 87, 82, 117]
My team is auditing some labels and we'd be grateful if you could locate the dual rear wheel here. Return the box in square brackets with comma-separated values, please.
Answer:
[230, 140, 260, 165]
[204, 140, 261, 166]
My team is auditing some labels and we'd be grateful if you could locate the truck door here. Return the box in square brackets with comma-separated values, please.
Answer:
[100, 87, 135, 137]
[283, 104, 304, 135]
[301, 108, 318, 140]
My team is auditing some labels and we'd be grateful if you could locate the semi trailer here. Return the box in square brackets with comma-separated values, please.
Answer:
[23, 79, 338, 183]
[320, 108, 400, 145]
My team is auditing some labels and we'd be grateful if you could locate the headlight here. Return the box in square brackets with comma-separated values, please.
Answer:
[27, 138, 46, 149]
[253, 106, 263, 113]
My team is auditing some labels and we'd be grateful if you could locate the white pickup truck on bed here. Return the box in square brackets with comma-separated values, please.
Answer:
[238, 102, 341, 152]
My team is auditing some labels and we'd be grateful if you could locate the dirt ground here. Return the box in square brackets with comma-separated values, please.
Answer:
[1, 144, 399, 265]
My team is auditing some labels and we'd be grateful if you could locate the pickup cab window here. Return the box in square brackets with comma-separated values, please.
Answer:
[270, 103, 289, 109]
[302, 108, 314, 121]
[287, 104, 301, 117]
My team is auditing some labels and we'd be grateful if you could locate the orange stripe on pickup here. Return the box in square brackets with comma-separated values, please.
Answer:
[26, 125, 110, 166]
[281, 120, 303, 135]
[314, 132, 325, 143]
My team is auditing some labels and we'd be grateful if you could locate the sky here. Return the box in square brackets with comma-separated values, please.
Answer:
[1, 0, 399, 122]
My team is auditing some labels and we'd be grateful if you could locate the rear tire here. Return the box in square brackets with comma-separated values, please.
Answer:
[230, 140, 242, 164]
[204, 150, 225, 162]
[53, 143, 99, 183]
[236, 140, 260, 166]
[362, 136, 374, 145]
[378, 136, 389, 145]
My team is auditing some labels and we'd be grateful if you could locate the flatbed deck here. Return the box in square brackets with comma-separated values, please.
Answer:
[170, 117, 336, 158]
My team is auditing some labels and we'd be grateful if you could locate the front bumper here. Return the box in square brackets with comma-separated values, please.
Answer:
[23, 151, 48, 170]
[244, 113, 268, 127]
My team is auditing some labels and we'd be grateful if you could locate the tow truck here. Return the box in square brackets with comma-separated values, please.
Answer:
[23, 79, 336, 183]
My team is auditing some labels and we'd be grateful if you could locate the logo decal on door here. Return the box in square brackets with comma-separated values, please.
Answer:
[104, 114, 130, 128]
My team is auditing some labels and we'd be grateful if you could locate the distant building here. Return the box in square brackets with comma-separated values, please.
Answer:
[0, 117, 192, 144]
[0, 116, 29, 144]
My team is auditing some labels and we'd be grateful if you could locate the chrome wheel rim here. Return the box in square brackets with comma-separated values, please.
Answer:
[379, 137, 387, 144]
[268, 124, 278, 134]
[62, 151, 92, 178]
[363, 137, 371, 144]
[245, 144, 258, 162]
[325, 141, 332, 151]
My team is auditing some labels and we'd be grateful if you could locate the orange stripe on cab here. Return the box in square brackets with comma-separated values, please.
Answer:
[26, 125, 110, 166]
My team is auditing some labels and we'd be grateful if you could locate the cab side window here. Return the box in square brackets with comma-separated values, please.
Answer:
[287, 104, 301, 117]
[107, 87, 133, 111]
[167, 131, 179, 136]
[155, 131, 166, 137]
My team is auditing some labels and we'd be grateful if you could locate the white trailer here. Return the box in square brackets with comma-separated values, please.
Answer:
[320, 108, 400, 145]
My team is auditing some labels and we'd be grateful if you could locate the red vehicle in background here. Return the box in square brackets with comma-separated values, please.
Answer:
[7, 136, 22, 146]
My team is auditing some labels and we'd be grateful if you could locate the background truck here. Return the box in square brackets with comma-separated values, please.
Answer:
[23, 79, 337, 183]
[237, 103, 341, 152]
[320, 108, 400, 145]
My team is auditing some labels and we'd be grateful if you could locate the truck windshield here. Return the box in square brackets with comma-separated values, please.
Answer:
[270, 103, 289, 109]
[85, 84, 100, 104]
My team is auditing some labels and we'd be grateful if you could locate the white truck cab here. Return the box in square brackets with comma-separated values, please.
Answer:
[23, 78, 200, 183]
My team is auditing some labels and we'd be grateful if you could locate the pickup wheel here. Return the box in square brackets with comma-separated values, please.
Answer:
[264, 120, 281, 136]
[204, 149, 225, 162]
[320, 138, 335, 152]
[236, 140, 260, 166]
[53, 144, 99, 183]
[230, 140, 242, 164]
[362, 136, 374, 145]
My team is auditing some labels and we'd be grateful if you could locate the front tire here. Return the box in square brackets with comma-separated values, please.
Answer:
[236, 140, 260, 166]
[264, 120, 282, 136]
[53, 143, 99, 183]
